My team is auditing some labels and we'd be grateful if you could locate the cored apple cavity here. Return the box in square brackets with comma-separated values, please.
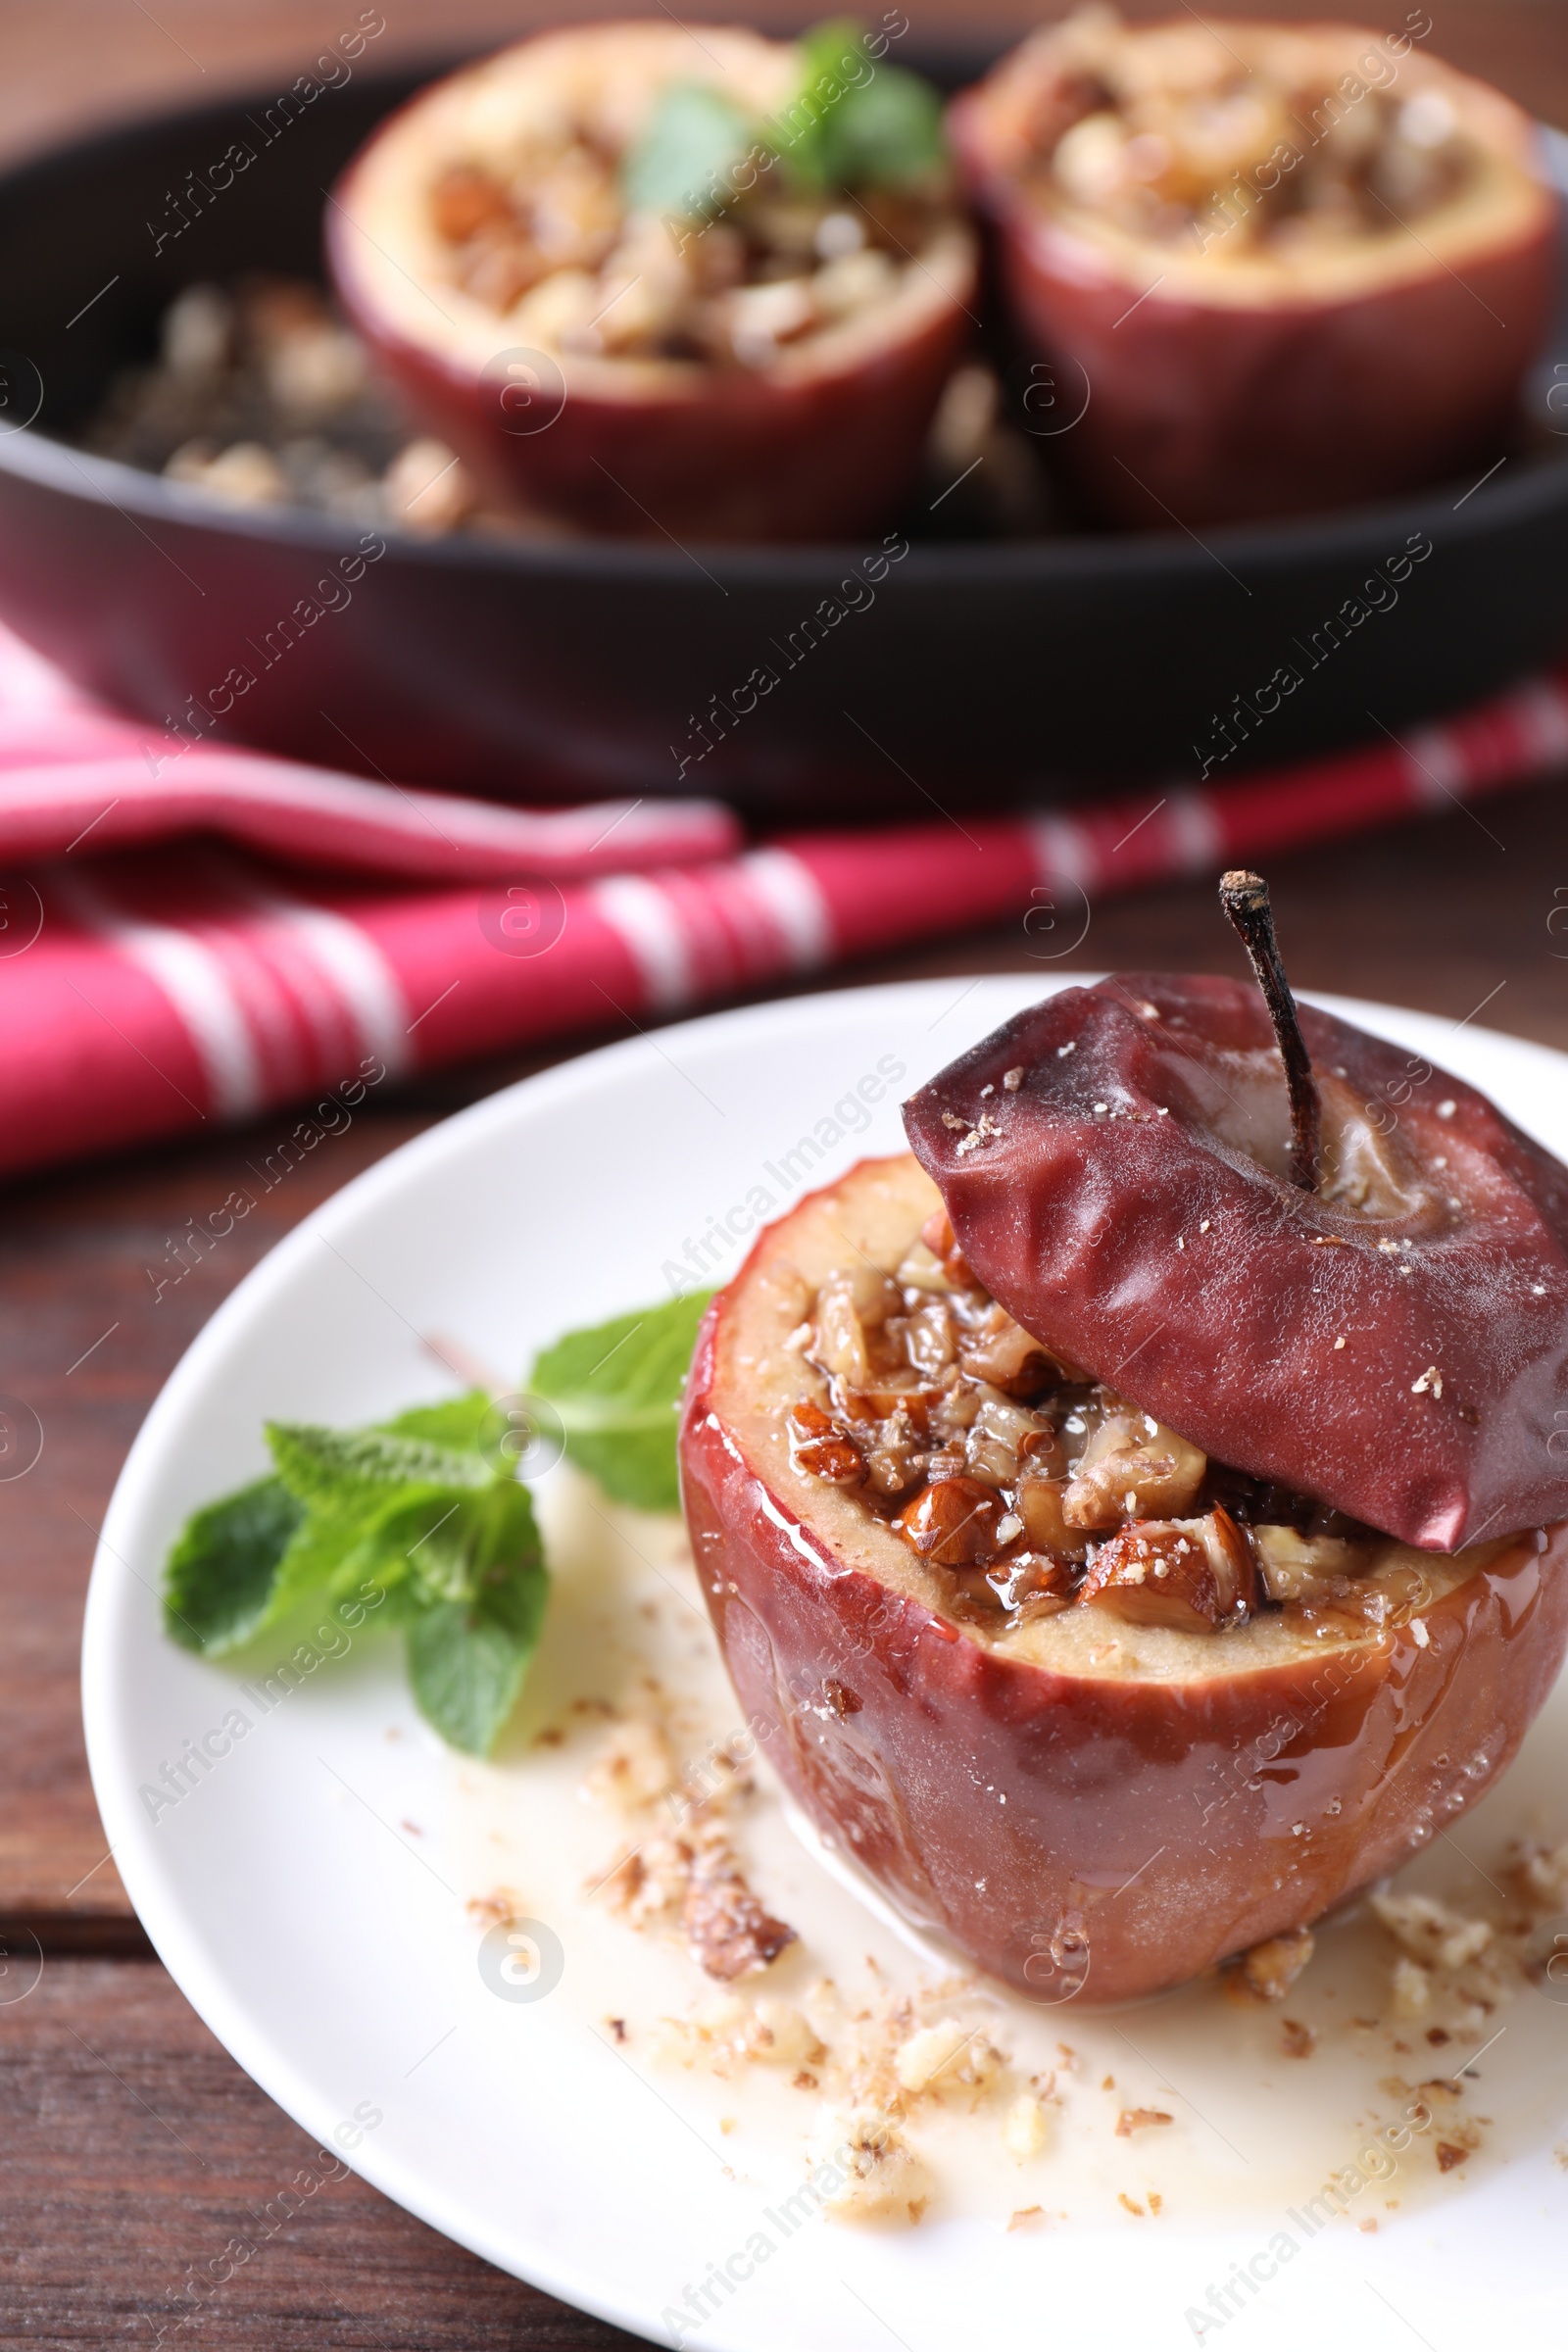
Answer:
[782, 1167, 1488, 1664]
[981, 9, 1494, 260]
[424, 118, 951, 372]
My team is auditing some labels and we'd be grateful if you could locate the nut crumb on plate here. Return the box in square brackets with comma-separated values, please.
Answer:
[1391, 1957, 1432, 2017]
[1238, 1928, 1315, 2001]
[813, 2110, 931, 2226]
[1371, 1892, 1493, 1973]
[1002, 2093, 1051, 2158]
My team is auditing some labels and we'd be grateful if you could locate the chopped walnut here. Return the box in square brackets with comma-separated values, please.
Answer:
[684, 1862, 797, 1982]
[1062, 1409, 1206, 1527]
[591, 1739, 797, 1981]
[957, 1301, 1055, 1393]
[1114, 2107, 1174, 2135]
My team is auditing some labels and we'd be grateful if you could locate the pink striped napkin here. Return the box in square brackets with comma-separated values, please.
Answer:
[0, 619, 1562, 1181]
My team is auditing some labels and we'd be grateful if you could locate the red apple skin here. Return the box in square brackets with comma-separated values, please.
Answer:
[905, 975, 1568, 1552]
[948, 43, 1560, 526]
[681, 1275, 1568, 2005]
[327, 240, 972, 540]
[976, 206, 1554, 527]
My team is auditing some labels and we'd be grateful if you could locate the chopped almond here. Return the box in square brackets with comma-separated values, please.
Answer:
[1392, 1958, 1433, 2017]
[1003, 2094, 1051, 2157]
[815, 2110, 931, 2225]
[898, 1476, 1004, 1567]
[1080, 1507, 1255, 1632]
[810, 1266, 900, 1385]
[896, 2020, 1002, 2097]
[1241, 1927, 1315, 2001]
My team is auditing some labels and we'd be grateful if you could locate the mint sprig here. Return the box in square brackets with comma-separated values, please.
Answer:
[619, 19, 946, 224]
[622, 81, 760, 223]
[526, 1291, 712, 1513]
[788, 20, 946, 192]
[159, 1290, 715, 1753]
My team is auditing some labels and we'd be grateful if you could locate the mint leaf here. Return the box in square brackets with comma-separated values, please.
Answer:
[159, 1386, 557, 1751]
[822, 60, 945, 185]
[265, 1417, 492, 1513]
[406, 1533, 549, 1756]
[353, 1478, 541, 1607]
[527, 1291, 712, 1512]
[622, 82, 760, 221]
[382, 1393, 494, 1451]
[788, 21, 946, 190]
[163, 1476, 305, 1654]
[266, 1494, 417, 1629]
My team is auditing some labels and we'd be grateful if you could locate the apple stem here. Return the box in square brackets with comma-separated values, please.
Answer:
[1218, 868, 1321, 1193]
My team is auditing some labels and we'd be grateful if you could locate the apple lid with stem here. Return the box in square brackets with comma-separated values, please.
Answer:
[904, 872, 1568, 1550]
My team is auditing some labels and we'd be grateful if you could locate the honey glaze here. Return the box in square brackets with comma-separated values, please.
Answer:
[427, 1470, 1568, 2238]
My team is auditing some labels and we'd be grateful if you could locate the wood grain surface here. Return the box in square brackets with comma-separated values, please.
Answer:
[4, 1959, 637, 2345]
[3, 2, 1568, 2343]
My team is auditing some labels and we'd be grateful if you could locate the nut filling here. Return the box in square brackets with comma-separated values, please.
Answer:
[1010, 8, 1479, 256]
[787, 1208, 1436, 1639]
[427, 148, 951, 368]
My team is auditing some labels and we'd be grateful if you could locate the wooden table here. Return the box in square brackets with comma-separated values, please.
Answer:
[6, 4, 1568, 2342]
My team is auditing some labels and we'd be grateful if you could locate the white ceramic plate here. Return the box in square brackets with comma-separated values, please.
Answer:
[82, 978, 1568, 2352]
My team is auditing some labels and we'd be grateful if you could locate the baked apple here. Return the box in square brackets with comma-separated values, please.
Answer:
[679, 880, 1568, 2002]
[326, 21, 976, 539]
[949, 9, 1559, 524]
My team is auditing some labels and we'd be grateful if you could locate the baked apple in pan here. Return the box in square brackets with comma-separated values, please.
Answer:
[949, 10, 1559, 524]
[679, 880, 1568, 2002]
[327, 21, 976, 539]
